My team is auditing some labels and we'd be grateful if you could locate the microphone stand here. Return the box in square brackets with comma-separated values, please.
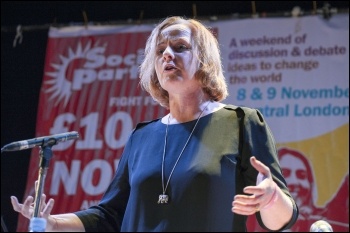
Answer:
[33, 145, 53, 217]
[30, 139, 55, 232]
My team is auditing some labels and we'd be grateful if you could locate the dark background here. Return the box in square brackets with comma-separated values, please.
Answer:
[1, 1, 349, 232]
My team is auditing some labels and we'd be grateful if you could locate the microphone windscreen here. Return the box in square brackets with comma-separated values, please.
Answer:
[310, 220, 333, 232]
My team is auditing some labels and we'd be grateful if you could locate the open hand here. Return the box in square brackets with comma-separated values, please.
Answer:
[232, 156, 277, 215]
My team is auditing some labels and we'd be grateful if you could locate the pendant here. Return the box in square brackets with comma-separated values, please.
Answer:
[158, 194, 169, 204]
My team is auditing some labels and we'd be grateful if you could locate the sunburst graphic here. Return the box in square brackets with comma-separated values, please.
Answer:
[44, 41, 94, 107]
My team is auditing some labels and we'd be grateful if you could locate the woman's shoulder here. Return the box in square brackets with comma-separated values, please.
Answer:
[223, 104, 258, 115]
[223, 104, 266, 123]
[132, 118, 162, 133]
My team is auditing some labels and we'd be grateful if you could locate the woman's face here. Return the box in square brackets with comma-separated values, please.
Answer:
[154, 23, 200, 95]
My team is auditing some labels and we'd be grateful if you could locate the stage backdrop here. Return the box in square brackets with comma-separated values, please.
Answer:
[17, 14, 348, 232]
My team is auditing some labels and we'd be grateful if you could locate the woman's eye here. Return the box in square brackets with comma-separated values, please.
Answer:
[157, 44, 189, 55]
[176, 44, 188, 52]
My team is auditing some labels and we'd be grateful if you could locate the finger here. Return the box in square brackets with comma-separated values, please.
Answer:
[41, 198, 55, 219]
[10, 196, 22, 212]
[232, 201, 259, 215]
[234, 194, 261, 205]
[232, 207, 257, 215]
[39, 194, 47, 213]
[23, 196, 34, 209]
[22, 196, 34, 218]
[243, 186, 264, 196]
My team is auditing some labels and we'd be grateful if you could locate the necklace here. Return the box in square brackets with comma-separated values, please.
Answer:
[158, 101, 210, 204]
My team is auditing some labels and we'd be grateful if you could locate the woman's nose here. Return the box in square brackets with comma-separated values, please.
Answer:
[163, 47, 174, 61]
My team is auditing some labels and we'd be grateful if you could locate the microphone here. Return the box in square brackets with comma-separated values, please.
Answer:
[310, 220, 333, 232]
[1, 131, 79, 152]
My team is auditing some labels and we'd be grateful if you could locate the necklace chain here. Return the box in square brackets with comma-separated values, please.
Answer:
[158, 101, 210, 204]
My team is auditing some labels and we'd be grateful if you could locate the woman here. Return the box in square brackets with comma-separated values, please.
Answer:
[11, 16, 298, 232]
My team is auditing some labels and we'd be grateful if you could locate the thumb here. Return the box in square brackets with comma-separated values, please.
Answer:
[250, 156, 265, 173]
[250, 156, 271, 181]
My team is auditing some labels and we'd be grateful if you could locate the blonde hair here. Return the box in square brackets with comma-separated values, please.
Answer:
[139, 16, 228, 108]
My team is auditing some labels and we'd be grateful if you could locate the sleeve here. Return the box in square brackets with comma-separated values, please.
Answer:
[74, 133, 134, 232]
[239, 107, 299, 231]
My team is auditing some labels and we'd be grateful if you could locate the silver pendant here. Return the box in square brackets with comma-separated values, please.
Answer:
[158, 194, 169, 204]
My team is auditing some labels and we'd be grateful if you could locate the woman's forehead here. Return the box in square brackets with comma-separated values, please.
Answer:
[159, 24, 192, 41]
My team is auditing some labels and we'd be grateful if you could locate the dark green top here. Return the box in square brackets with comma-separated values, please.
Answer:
[75, 105, 298, 232]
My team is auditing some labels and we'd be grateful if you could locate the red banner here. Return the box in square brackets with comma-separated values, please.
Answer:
[17, 25, 167, 231]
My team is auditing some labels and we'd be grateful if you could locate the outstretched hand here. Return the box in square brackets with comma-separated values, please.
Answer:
[11, 194, 54, 220]
[11, 181, 55, 221]
[231, 156, 277, 215]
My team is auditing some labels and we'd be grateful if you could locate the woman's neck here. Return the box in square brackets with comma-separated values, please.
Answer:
[163, 100, 225, 124]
